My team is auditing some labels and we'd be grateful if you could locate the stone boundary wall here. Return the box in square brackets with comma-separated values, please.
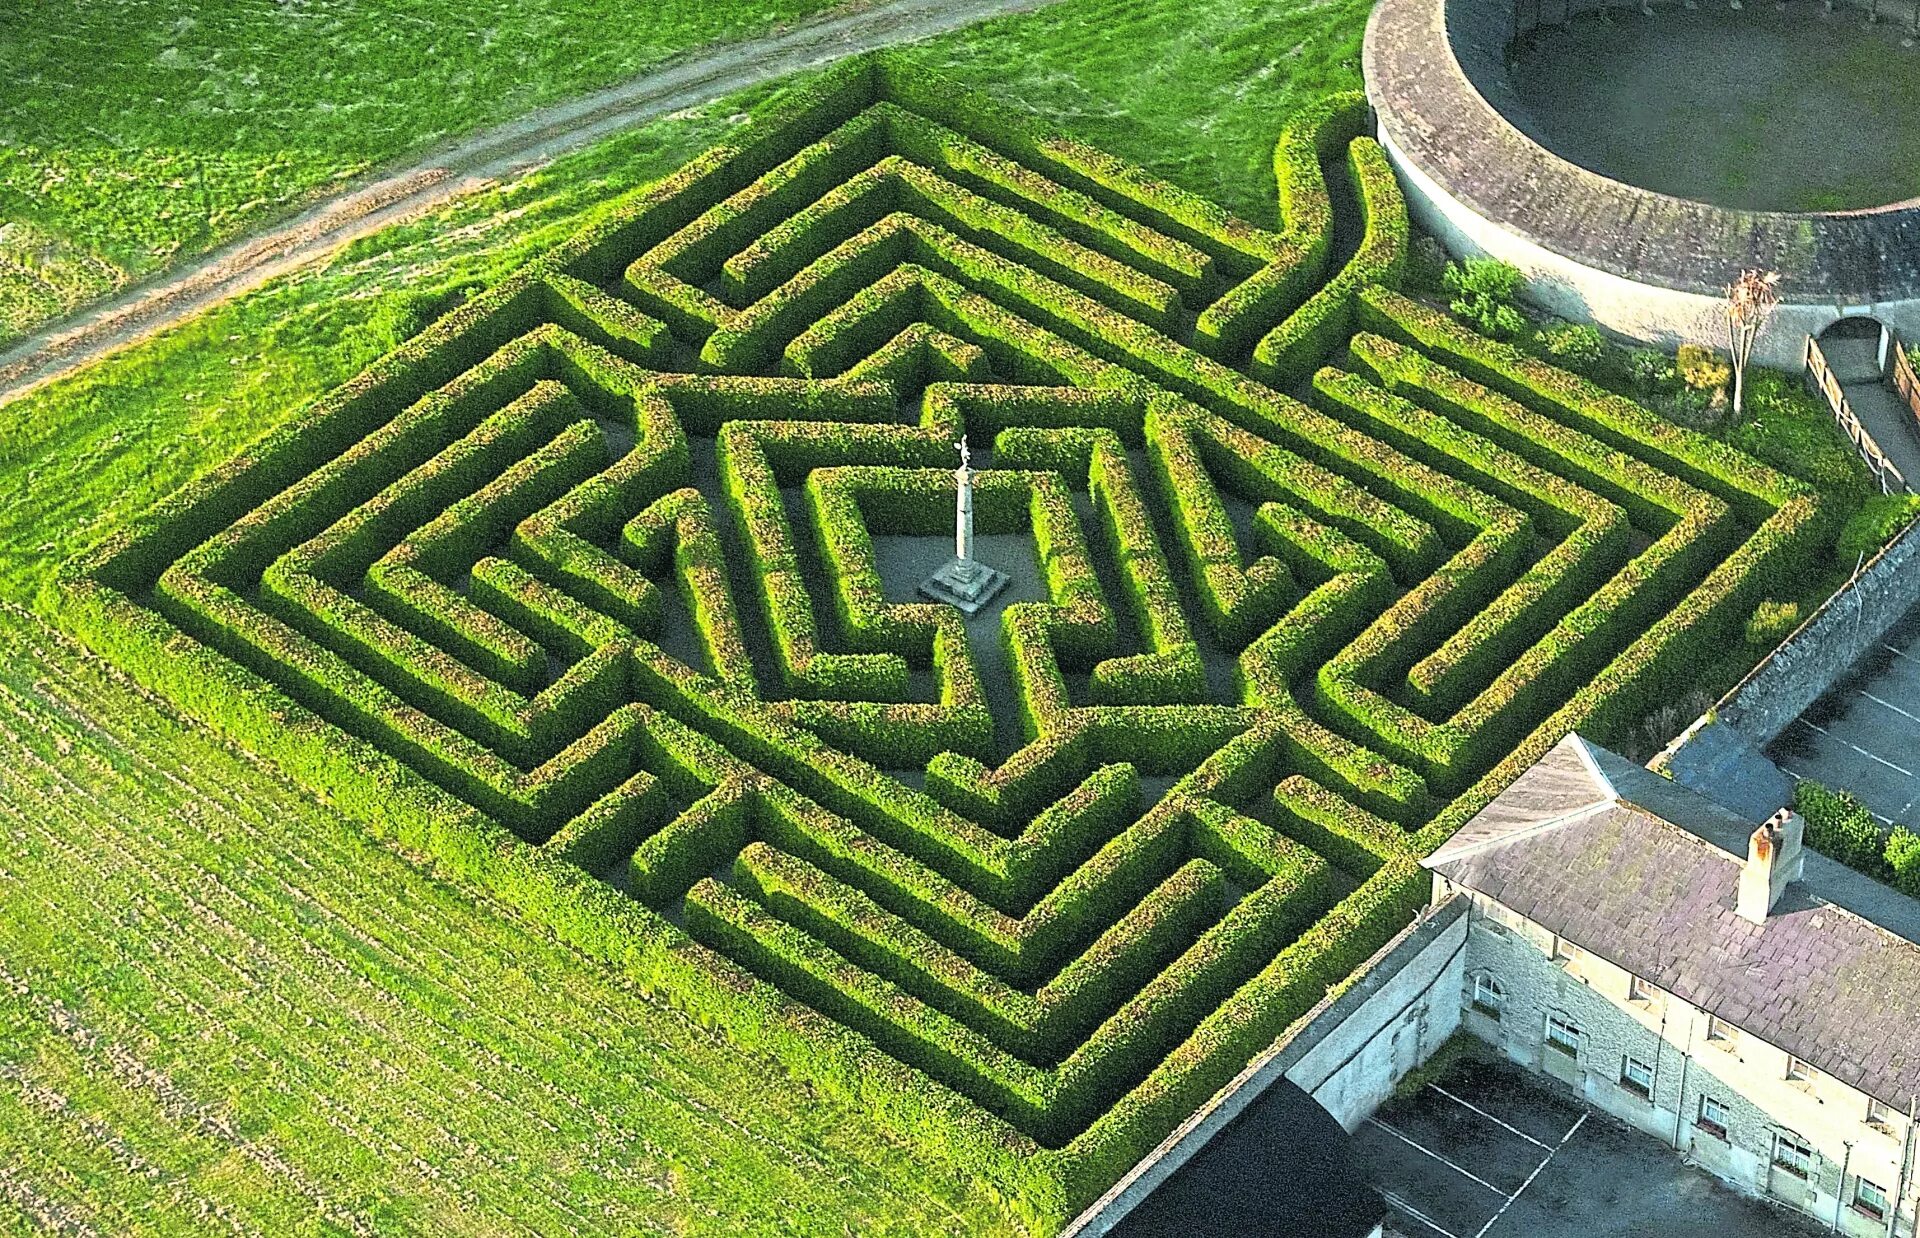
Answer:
[1061, 898, 1470, 1236]
[1714, 516, 1920, 745]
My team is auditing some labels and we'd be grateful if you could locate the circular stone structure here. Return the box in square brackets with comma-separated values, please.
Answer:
[1364, 0, 1920, 367]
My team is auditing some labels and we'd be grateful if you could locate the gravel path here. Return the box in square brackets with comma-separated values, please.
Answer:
[0, 0, 1054, 409]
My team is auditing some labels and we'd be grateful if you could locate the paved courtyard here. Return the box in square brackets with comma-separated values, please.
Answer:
[1767, 602, 1920, 828]
[1357, 1050, 1824, 1238]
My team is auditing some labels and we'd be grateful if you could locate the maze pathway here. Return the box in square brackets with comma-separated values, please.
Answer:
[57, 60, 1822, 1226]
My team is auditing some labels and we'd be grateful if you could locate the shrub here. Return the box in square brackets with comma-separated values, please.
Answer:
[1887, 827, 1920, 897]
[1530, 320, 1605, 375]
[1796, 781, 1886, 875]
[1441, 257, 1526, 340]
[1742, 599, 1800, 646]
[1836, 493, 1920, 562]
[1675, 343, 1731, 393]
[1624, 347, 1677, 394]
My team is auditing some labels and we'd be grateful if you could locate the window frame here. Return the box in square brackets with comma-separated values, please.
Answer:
[1706, 1015, 1737, 1045]
[1620, 1054, 1653, 1098]
[1868, 1098, 1900, 1134]
[1786, 1056, 1814, 1084]
[1627, 974, 1657, 1005]
[1545, 1014, 1580, 1057]
[1550, 935, 1578, 966]
[1772, 1131, 1813, 1180]
[1853, 1175, 1889, 1220]
[1471, 972, 1505, 1020]
[1697, 1094, 1731, 1140]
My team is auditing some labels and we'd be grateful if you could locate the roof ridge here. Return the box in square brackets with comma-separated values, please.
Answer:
[1423, 796, 1615, 868]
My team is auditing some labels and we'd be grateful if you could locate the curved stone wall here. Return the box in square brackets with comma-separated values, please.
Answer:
[1363, 0, 1920, 365]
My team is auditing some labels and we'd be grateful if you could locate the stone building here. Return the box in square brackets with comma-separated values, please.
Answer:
[1427, 733, 1920, 1236]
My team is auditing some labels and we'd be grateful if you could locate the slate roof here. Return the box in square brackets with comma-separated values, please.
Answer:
[1363, 0, 1920, 301]
[1428, 734, 1920, 1110]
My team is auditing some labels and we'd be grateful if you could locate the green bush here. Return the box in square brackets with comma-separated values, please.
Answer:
[1743, 599, 1800, 646]
[1675, 343, 1731, 393]
[1441, 258, 1526, 340]
[1624, 347, 1676, 394]
[1886, 827, 1920, 897]
[1796, 781, 1887, 876]
[1530, 320, 1604, 375]
[1837, 493, 1920, 562]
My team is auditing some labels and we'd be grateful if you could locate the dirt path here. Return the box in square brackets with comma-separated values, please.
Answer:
[0, 0, 1053, 410]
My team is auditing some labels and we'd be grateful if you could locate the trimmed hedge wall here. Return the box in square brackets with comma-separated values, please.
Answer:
[50, 51, 1832, 1238]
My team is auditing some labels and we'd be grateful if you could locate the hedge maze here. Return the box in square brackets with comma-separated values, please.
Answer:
[59, 60, 1824, 1228]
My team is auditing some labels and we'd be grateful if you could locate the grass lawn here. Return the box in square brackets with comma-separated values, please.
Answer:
[0, 0, 1377, 1228]
[0, 614, 1021, 1236]
[1505, 6, 1920, 212]
[0, 0, 851, 344]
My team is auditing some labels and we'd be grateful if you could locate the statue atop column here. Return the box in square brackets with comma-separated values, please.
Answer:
[917, 437, 1010, 616]
[954, 438, 974, 564]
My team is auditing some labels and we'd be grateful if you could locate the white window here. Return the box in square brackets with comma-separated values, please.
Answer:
[1551, 935, 1578, 966]
[1620, 1055, 1653, 1097]
[1706, 1016, 1737, 1044]
[1773, 1132, 1813, 1179]
[1471, 973, 1505, 1019]
[1698, 1095, 1731, 1138]
[1854, 1176, 1889, 1220]
[1786, 1056, 1814, 1083]
[1628, 974, 1657, 1004]
[1868, 1099, 1900, 1134]
[1546, 1014, 1580, 1057]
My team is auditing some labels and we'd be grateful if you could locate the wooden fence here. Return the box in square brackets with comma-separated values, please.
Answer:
[1892, 330, 1920, 433]
[1806, 333, 1906, 495]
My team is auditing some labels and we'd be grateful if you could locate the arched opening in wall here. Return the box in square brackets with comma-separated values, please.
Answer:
[1819, 315, 1884, 343]
[1817, 315, 1888, 384]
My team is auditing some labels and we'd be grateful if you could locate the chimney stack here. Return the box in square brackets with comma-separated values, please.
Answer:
[1737, 808, 1805, 923]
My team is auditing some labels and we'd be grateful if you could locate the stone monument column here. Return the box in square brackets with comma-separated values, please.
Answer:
[917, 437, 1009, 616]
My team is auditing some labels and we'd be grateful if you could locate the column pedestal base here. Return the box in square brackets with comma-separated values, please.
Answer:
[917, 556, 1009, 617]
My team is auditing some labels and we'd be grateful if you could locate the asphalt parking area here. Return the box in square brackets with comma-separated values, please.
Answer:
[1767, 605, 1920, 827]
[1355, 1052, 1824, 1238]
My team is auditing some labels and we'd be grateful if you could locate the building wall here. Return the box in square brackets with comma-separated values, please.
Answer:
[1286, 899, 1469, 1130]
[1063, 901, 1469, 1236]
[1379, 124, 1920, 372]
[1438, 881, 1919, 1236]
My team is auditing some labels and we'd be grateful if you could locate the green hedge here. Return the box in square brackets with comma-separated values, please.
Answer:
[52, 55, 1849, 1236]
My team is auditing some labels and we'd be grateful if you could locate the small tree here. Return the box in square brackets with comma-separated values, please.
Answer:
[1725, 269, 1780, 418]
